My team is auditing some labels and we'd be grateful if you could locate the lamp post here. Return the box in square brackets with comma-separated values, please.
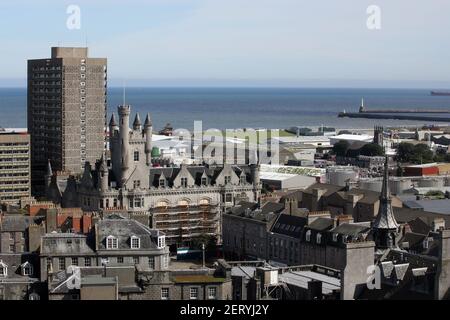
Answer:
[202, 243, 206, 268]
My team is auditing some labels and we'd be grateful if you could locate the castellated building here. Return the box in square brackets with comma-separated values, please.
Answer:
[46, 105, 262, 247]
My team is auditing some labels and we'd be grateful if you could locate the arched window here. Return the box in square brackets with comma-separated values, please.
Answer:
[178, 199, 190, 207]
[199, 198, 210, 206]
[130, 236, 140, 249]
[305, 230, 311, 242]
[156, 200, 169, 208]
[106, 235, 118, 249]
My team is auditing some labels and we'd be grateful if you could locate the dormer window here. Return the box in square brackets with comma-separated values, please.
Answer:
[240, 175, 246, 184]
[305, 230, 311, 242]
[181, 177, 188, 188]
[159, 179, 165, 188]
[224, 176, 231, 185]
[0, 261, 7, 277]
[131, 236, 141, 249]
[106, 235, 118, 249]
[316, 233, 322, 244]
[201, 177, 207, 186]
[158, 236, 166, 249]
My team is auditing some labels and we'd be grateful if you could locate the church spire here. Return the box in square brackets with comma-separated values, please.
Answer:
[372, 155, 399, 249]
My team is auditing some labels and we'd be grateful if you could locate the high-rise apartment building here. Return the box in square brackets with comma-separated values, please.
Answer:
[27, 47, 107, 195]
[0, 130, 31, 204]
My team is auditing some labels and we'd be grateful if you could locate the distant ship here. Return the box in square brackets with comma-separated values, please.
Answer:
[430, 91, 450, 96]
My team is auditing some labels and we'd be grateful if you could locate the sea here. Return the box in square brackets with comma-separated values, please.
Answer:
[1, 87, 450, 131]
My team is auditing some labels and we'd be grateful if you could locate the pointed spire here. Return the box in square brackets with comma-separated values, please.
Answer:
[144, 113, 152, 127]
[109, 113, 117, 127]
[47, 160, 53, 176]
[133, 113, 141, 130]
[99, 153, 107, 172]
[373, 156, 399, 230]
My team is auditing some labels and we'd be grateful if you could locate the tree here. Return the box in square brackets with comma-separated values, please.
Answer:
[410, 144, 434, 164]
[191, 234, 217, 254]
[359, 143, 384, 156]
[396, 142, 414, 162]
[333, 140, 350, 157]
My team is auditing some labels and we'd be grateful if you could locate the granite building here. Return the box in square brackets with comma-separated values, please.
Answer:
[0, 130, 31, 204]
[46, 105, 262, 247]
[28, 47, 107, 195]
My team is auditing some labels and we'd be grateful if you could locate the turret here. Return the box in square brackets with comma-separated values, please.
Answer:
[144, 113, 152, 166]
[109, 113, 118, 138]
[133, 113, 142, 131]
[118, 105, 131, 186]
[98, 153, 109, 191]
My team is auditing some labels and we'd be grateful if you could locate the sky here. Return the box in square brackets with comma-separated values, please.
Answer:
[0, 0, 450, 88]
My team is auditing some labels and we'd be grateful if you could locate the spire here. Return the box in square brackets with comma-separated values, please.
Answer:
[99, 153, 107, 172]
[144, 113, 152, 127]
[133, 113, 141, 130]
[46, 160, 53, 176]
[109, 113, 117, 127]
[373, 156, 399, 230]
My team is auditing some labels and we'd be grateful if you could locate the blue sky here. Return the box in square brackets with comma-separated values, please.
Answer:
[1, 0, 450, 87]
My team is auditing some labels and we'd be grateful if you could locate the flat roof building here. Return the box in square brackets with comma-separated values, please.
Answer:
[28, 47, 107, 195]
[0, 131, 31, 204]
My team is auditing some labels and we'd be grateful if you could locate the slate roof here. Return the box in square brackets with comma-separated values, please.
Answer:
[96, 216, 162, 251]
[335, 188, 380, 205]
[0, 253, 39, 281]
[302, 183, 345, 197]
[271, 213, 307, 238]
[41, 233, 95, 255]
[394, 207, 450, 226]
[0, 215, 40, 232]
[331, 223, 370, 237]
[307, 217, 335, 231]
[399, 232, 427, 250]
[407, 217, 431, 235]
[149, 164, 252, 187]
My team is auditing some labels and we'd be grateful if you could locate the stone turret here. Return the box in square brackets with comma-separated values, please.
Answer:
[133, 113, 142, 131]
[144, 113, 152, 166]
[98, 154, 109, 191]
[118, 105, 131, 186]
[109, 113, 118, 137]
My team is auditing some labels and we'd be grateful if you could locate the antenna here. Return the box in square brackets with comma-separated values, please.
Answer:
[123, 80, 126, 106]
